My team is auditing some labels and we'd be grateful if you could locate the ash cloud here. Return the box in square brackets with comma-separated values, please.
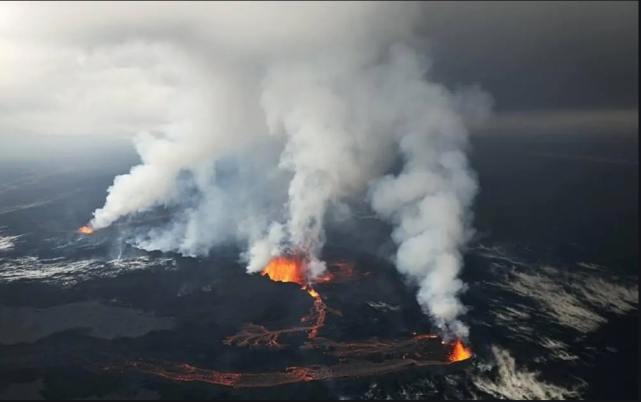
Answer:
[2, 2, 493, 337]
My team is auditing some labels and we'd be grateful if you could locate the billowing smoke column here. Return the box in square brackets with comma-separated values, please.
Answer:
[87, 2, 492, 337]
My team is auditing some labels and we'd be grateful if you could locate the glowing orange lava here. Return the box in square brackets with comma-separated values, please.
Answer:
[77, 226, 94, 234]
[448, 340, 473, 362]
[261, 256, 307, 285]
[261, 256, 360, 286]
[305, 287, 319, 298]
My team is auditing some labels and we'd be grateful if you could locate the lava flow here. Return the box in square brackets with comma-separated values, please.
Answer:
[111, 355, 454, 389]
[227, 256, 340, 347]
[114, 333, 468, 389]
[77, 226, 94, 234]
[113, 255, 474, 389]
[448, 340, 473, 362]
[259, 255, 353, 339]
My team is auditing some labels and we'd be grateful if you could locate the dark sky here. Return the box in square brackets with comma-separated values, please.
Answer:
[419, 1, 638, 113]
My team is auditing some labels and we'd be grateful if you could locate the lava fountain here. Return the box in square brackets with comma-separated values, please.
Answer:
[261, 256, 307, 285]
[77, 226, 94, 234]
[448, 340, 473, 362]
[261, 255, 358, 286]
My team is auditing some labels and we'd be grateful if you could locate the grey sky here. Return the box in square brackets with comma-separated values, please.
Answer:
[422, 1, 638, 112]
[0, 1, 637, 139]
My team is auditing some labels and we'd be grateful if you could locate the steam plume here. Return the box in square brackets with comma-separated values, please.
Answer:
[85, 2, 492, 337]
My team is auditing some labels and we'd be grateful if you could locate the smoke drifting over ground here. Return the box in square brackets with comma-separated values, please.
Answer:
[19, 2, 492, 337]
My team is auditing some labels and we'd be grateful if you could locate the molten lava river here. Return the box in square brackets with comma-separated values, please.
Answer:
[107, 255, 472, 388]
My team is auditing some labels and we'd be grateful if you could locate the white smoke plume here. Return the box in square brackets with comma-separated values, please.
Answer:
[44, 2, 492, 337]
[367, 79, 492, 337]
